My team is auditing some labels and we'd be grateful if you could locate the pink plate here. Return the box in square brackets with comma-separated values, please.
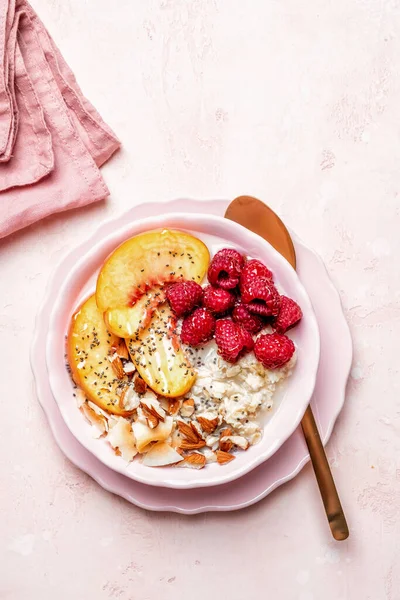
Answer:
[31, 199, 352, 512]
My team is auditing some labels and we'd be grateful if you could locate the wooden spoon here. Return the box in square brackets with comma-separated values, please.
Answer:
[225, 195, 349, 541]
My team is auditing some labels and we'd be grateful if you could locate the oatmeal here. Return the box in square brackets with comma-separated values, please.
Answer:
[184, 341, 296, 446]
[68, 232, 302, 469]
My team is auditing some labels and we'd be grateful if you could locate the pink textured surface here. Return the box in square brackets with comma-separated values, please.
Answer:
[1, 0, 399, 599]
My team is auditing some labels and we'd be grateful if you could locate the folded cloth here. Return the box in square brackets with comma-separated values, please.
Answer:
[0, 0, 120, 239]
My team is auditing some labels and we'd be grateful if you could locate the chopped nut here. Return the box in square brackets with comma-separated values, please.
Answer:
[140, 394, 166, 422]
[166, 398, 181, 415]
[111, 340, 129, 360]
[141, 405, 159, 429]
[119, 386, 140, 411]
[191, 420, 203, 440]
[133, 372, 147, 394]
[197, 416, 218, 434]
[219, 427, 233, 452]
[184, 453, 206, 469]
[177, 420, 200, 443]
[109, 354, 125, 379]
[180, 398, 195, 417]
[221, 435, 249, 450]
[220, 427, 233, 437]
[216, 450, 236, 465]
[219, 439, 233, 452]
[179, 440, 206, 451]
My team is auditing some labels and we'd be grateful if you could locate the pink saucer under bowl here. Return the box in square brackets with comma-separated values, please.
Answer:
[45, 212, 320, 489]
[31, 199, 352, 513]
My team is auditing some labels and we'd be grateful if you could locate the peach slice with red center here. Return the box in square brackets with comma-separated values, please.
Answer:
[67, 295, 132, 416]
[104, 286, 166, 338]
[96, 229, 210, 338]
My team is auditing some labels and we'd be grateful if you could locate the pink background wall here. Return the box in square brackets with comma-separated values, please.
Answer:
[1, 0, 399, 598]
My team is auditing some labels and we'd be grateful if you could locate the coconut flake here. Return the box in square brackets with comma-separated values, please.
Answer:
[132, 416, 173, 453]
[81, 402, 108, 438]
[107, 418, 137, 462]
[141, 442, 183, 467]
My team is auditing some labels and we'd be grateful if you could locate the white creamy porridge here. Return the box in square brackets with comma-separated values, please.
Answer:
[183, 339, 296, 446]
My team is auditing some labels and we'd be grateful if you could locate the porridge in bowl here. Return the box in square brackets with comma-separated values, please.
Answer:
[67, 230, 302, 470]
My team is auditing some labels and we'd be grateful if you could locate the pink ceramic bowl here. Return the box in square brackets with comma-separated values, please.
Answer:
[46, 213, 320, 489]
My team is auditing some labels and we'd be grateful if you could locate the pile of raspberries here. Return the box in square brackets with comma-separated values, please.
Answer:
[166, 249, 302, 369]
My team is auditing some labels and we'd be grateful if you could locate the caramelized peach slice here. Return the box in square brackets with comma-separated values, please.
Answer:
[127, 302, 196, 398]
[67, 295, 132, 416]
[96, 229, 209, 316]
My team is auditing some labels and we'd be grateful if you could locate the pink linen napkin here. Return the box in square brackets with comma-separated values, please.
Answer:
[0, 0, 120, 239]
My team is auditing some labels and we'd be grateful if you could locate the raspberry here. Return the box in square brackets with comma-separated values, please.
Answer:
[241, 259, 273, 284]
[232, 302, 264, 334]
[273, 296, 303, 333]
[166, 281, 203, 317]
[214, 319, 254, 363]
[203, 285, 236, 314]
[181, 308, 215, 346]
[254, 333, 295, 369]
[207, 248, 245, 290]
[240, 277, 281, 317]
[240, 327, 255, 353]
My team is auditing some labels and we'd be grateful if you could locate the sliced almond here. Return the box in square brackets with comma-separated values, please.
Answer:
[166, 398, 181, 415]
[216, 450, 236, 465]
[184, 453, 206, 469]
[221, 435, 249, 450]
[140, 393, 166, 422]
[177, 420, 200, 443]
[133, 372, 147, 394]
[197, 416, 218, 434]
[219, 427, 234, 451]
[220, 427, 233, 437]
[219, 438, 233, 452]
[179, 439, 206, 451]
[111, 340, 129, 360]
[109, 354, 125, 379]
[191, 421, 204, 440]
[119, 386, 140, 411]
[141, 405, 159, 429]
[180, 398, 195, 417]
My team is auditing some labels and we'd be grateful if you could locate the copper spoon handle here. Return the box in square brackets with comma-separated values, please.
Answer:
[301, 406, 349, 540]
[225, 196, 348, 540]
